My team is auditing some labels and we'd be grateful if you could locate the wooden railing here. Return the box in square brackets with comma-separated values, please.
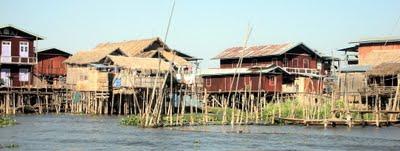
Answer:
[0, 56, 37, 64]
[113, 76, 165, 89]
[283, 67, 320, 75]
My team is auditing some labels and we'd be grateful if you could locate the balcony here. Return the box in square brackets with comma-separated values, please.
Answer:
[0, 56, 37, 65]
[283, 67, 320, 75]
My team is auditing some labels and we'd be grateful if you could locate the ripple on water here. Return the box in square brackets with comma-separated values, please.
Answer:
[1, 114, 400, 151]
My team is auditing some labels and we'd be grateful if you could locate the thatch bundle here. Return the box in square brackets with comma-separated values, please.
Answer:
[366, 63, 400, 76]
[64, 37, 191, 66]
[105, 55, 170, 72]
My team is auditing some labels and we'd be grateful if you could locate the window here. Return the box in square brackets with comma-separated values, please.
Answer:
[19, 68, 29, 82]
[251, 59, 257, 66]
[283, 58, 288, 67]
[268, 76, 275, 86]
[19, 41, 29, 58]
[292, 58, 299, 68]
[206, 78, 212, 87]
[80, 75, 88, 80]
[303, 58, 309, 68]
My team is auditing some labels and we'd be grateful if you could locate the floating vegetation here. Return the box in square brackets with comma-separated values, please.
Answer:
[0, 144, 19, 149]
[121, 95, 391, 128]
[0, 116, 16, 127]
[121, 115, 141, 126]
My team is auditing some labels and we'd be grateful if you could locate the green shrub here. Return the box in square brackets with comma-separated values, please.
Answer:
[121, 115, 141, 126]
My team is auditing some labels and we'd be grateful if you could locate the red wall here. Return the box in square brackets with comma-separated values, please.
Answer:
[35, 54, 69, 76]
[0, 38, 35, 57]
[1, 64, 33, 87]
[204, 74, 283, 92]
[0, 37, 36, 87]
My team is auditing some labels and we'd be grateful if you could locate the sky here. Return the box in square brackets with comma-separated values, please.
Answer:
[1, 0, 400, 68]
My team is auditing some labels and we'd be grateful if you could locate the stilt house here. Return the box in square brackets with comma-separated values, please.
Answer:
[204, 42, 328, 94]
[34, 48, 71, 88]
[0, 25, 43, 87]
[63, 37, 197, 91]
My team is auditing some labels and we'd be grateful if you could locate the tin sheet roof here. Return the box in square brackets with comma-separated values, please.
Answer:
[0, 24, 45, 40]
[200, 64, 288, 76]
[340, 65, 371, 73]
[349, 36, 400, 44]
[213, 42, 320, 59]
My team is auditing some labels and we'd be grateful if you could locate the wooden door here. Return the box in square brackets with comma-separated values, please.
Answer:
[19, 41, 29, 58]
[1, 41, 11, 63]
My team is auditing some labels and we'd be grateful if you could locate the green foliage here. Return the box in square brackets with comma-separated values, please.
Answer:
[0, 117, 16, 127]
[121, 115, 141, 126]
[335, 99, 345, 109]
[0, 143, 19, 149]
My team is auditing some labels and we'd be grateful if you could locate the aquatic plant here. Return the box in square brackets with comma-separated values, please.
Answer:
[121, 115, 141, 126]
[0, 116, 16, 127]
[0, 144, 19, 149]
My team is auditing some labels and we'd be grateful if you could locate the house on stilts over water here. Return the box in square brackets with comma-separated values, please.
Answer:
[0, 25, 43, 87]
[34, 48, 71, 88]
[201, 42, 334, 101]
[0, 25, 71, 115]
[63, 37, 200, 114]
[336, 37, 400, 117]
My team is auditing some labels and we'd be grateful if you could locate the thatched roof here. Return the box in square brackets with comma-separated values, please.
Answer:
[134, 50, 189, 66]
[94, 37, 163, 56]
[366, 63, 400, 76]
[64, 37, 194, 66]
[64, 47, 127, 65]
[104, 55, 170, 72]
[160, 51, 189, 66]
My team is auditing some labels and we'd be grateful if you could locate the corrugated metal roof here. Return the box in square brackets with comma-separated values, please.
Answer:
[200, 65, 288, 76]
[337, 46, 358, 52]
[36, 48, 72, 56]
[349, 36, 400, 44]
[213, 42, 320, 59]
[340, 65, 371, 73]
[0, 24, 45, 40]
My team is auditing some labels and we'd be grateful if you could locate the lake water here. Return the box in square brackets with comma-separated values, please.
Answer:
[0, 114, 400, 151]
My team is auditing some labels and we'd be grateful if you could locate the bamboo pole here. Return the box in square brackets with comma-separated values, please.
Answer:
[203, 89, 208, 124]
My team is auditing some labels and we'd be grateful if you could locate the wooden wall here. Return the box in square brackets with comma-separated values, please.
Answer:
[0, 37, 35, 57]
[203, 74, 282, 92]
[35, 54, 69, 76]
[66, 65, 109, 91]
[0, 64, 33, 87]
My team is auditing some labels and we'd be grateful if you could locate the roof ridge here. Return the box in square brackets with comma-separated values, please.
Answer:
[96, 37, 159, 47]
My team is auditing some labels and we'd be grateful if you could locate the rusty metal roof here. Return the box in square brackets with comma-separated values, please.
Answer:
[200, 64, 289, 76]
[213, 42, 319, 59]
[349, 36, 400, 44]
